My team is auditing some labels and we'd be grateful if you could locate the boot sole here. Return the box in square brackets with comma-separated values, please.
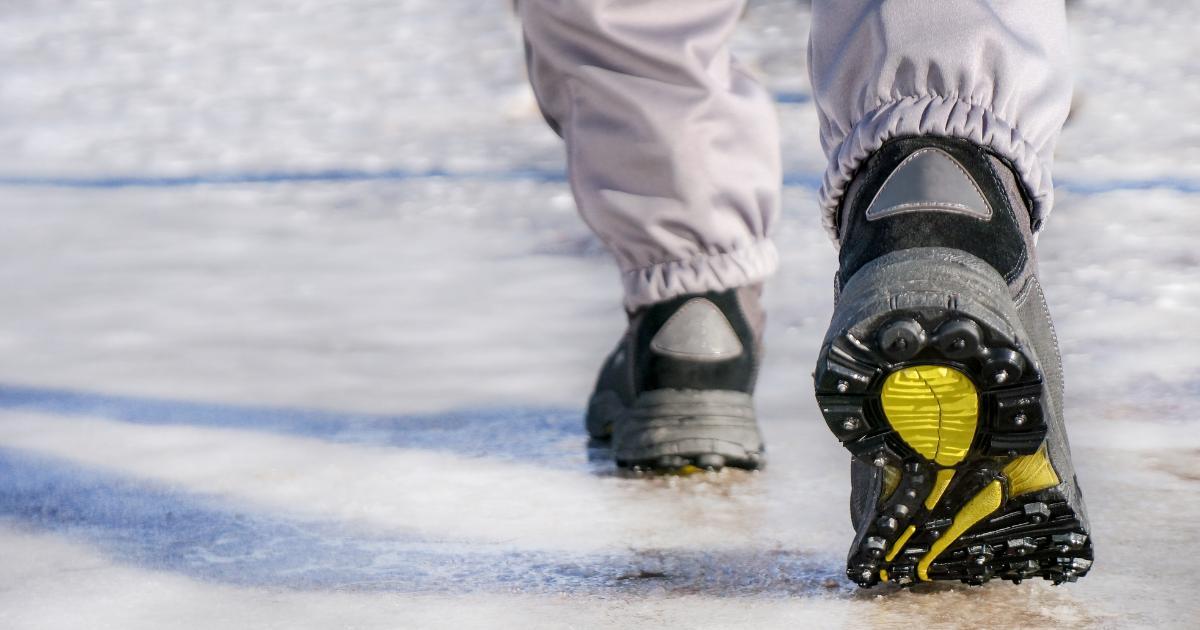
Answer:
[814, 248, 1092, 587]
[602, 389, 765, 472]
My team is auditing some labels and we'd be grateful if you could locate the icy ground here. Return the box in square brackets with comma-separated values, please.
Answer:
[1, 0, 1198, 628]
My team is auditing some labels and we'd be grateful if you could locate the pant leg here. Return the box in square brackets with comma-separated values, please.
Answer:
[519, 0, 781, 309]
[808, 0, 1073, 244]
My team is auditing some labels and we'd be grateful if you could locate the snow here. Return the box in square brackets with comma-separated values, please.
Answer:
[0, 0, 1198, 628]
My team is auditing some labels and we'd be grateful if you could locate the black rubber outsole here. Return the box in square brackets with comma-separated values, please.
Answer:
[588, 435, 765, 472]
[588, 388, 766, 472]
[815, 305, 1092, 588]
[614, 450, 765, 473]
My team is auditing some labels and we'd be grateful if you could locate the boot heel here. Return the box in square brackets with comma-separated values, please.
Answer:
[814, 247, 1091, 587]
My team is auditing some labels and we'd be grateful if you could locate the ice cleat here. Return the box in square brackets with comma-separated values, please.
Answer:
[587, 286, 766, 471]
[814, 136, 1092, 587]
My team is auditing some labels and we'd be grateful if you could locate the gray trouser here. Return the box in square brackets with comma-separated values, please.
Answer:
[519, 1, 1072, 308]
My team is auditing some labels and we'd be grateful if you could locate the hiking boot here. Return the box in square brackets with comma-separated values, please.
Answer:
[813, 136, 1093, 587]
[587, 286, 766, 471]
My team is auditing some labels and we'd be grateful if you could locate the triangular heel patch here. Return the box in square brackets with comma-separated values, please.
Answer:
[649, 298, 743, 362]
[865, 148, 992, 221]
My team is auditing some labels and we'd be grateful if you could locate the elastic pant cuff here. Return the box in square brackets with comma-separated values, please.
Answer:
[621, 240, 779, 310]
[818, 95, 1053, 247]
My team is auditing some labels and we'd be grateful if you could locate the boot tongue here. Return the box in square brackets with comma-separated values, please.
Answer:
[865, 147, 993, 221]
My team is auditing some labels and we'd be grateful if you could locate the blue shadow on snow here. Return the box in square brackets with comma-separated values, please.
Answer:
[0, 447, 845, 596]
[2, 164, 1194, 196]
[0, 383, 587, 469]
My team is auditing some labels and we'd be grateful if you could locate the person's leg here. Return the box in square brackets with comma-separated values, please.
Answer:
[809, 0, 1073, 243]
[518, 0, 780, 469]
[520, 0, 780, 307]
[808, 1, 1093, 587]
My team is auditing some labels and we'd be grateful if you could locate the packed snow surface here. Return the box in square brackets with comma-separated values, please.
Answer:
[1, 1, 1198, 628]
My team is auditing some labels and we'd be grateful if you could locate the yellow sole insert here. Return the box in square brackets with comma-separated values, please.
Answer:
[917, 480, 1003, 581]
[880, 365, 979, 466]
[924, 469, 956, 510]
[885, 525, 917, 563]
[1003, 445, 1059, 497]
[883, 470, 956, 564]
